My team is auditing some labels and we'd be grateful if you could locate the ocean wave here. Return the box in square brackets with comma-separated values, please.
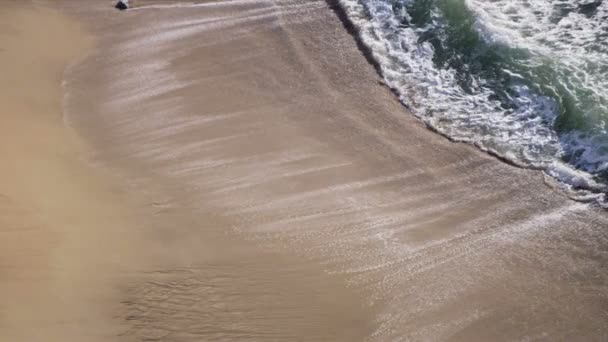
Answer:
[337, 0, 608, 206]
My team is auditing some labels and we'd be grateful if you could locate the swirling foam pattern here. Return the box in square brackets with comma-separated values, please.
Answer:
[339, 0, 608, 205]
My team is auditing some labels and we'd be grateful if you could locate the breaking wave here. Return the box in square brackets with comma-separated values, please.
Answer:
[338, 0, 608, 206]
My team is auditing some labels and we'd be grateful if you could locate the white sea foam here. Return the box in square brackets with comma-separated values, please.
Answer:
[338, 0, 608, 205]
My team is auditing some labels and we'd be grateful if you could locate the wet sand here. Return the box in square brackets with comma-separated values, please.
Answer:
[3, 0, 608, 341]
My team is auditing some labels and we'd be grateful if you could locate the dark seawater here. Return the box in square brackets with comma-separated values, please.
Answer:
[340, 0, 608, 205]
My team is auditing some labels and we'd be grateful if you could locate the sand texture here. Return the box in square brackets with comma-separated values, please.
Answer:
[1, 0, 607, 341]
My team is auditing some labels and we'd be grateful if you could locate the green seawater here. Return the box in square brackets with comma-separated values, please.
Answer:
[391, 0, 608, 179]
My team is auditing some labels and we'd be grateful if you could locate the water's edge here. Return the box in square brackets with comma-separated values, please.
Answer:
[331, 0, 607, 207]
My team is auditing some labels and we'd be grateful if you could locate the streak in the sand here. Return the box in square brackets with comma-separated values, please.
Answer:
[128, 0, 262, 11]
[4, 0, 608, 341]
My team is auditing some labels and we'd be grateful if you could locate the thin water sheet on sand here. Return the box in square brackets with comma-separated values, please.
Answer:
[19, 0, 608, 340]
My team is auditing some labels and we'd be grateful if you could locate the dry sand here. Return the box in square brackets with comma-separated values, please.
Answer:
[2, 0, 608, 341]
[0, 3, 129, 340]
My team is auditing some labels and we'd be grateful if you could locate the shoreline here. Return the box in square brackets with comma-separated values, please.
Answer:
[330, 0, 607, 207]
[63, 0, 608, 340]
[334, 0, 608, 209]
[3, 0, 608, 340]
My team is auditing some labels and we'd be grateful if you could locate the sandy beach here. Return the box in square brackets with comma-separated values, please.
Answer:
[0, 3, 129, 340]
[2, 0, 608, 341]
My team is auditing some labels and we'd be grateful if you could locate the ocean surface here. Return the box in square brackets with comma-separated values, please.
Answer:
[339, 0, 608, 205]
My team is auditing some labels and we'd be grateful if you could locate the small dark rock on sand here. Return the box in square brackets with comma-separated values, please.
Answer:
[115, 1, 129, 11]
